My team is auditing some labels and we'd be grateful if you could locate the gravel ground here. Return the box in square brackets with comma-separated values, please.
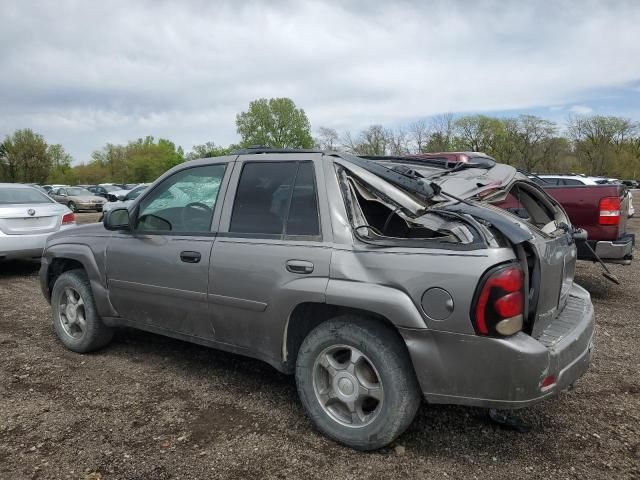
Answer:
[0, 212, 638, 479]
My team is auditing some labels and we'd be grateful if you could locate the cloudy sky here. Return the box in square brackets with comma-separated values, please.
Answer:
[1, 0, 640, 162]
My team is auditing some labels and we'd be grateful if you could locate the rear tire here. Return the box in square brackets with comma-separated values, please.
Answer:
[295, 316, 421, 450]
[51, 269, 113, 353]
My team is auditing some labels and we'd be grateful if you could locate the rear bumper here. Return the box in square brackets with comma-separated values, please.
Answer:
[400, 283, 595, 409]
[577, 234, 634, 264]
[0, 225, 75, 260]
[594, 233, 634, 264]
[0, 232, 49, 260]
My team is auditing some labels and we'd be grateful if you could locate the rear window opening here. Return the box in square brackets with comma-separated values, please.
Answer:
[336, 166, 477, 245]
[490, 181, 568, 234]
[0, 187, 53, 205]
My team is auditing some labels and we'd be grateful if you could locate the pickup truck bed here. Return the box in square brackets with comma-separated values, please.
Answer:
[496, 184, 634, 264]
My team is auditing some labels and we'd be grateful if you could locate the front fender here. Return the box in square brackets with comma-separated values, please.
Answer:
[40, 243, 119, 318]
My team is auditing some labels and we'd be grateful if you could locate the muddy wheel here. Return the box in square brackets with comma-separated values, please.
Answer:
[51, 269, 113, 353]
[295, 316, 421, 450]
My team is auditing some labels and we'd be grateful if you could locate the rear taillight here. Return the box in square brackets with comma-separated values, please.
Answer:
[598, 197, 621, 225]
[472, 264, 524, 336]
[62, 213, 75, 225]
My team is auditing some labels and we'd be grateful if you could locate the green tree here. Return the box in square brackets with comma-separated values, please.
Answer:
[500, 115, 558, 170]
[125, 137, 184, 183]
[236, 98, 314, 148]
[455, 115, 506, 158]
[567, 115, 637, 175]
[83, 137, 184, 184]
[47, 144, 76, 184]
[315, 127, 340, 150]
[0, 129, 50, 182]
[185, 141, 233, 160]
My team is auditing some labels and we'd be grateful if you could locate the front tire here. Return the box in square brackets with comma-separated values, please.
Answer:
[295, 316, 421, 450]
[51, 269, 113, 353]
[67, 201, 77, 213]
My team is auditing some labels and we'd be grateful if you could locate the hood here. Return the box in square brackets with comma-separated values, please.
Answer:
[47, 222, 108, 243]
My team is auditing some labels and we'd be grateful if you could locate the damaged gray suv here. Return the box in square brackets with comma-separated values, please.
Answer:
[40, 148, 595, 450]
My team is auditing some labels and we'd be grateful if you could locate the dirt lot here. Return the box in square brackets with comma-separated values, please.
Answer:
[0, 213, 639, 480]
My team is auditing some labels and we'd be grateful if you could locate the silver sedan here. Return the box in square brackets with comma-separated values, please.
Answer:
[0, 184, 76, 261]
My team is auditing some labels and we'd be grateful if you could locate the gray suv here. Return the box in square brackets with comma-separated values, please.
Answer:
[40, 149, 595, 450]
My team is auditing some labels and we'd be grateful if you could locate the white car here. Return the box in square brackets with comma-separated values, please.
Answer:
[0, 184, 76, 261]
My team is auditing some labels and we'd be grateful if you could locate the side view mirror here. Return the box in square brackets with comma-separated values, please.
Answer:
[59, 192, 67, 197]
[103, 208, 130, 231]
[117, 194, 126, 201]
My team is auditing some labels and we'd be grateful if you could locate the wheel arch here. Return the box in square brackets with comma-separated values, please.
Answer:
[282, 302, 417, 374]
[42, 244, 118, 318]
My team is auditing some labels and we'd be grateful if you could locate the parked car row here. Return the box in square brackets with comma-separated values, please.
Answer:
[1, 182, 150, 260]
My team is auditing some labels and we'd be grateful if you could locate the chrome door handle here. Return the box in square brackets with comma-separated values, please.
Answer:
[286, 260, 314, 274]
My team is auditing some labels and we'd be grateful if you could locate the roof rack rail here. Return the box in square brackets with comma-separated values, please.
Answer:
[231, 145, 325, 155]
[535, 172, 586, 177]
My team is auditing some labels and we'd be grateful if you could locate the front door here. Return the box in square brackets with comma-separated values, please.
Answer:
[106, 162, 232, 339]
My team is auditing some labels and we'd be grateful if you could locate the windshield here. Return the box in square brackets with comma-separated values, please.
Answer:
[67, 187, 93, 196]
[0, 187, 53, 204]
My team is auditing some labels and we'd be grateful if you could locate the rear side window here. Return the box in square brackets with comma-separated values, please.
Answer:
[286, 162, 320, 236]
[561, 179, 583, 186]
[230, 161, 320, 238]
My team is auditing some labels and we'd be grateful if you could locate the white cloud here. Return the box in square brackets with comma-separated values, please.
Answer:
[1, 0, 640, 160]
[569, 105, 594, 114]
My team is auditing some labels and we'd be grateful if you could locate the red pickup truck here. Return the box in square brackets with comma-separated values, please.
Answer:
[405, 152, 635, 265]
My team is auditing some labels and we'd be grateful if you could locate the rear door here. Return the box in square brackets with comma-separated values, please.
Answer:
[106, 161, 233, 339]
[208, 155, 332, 359]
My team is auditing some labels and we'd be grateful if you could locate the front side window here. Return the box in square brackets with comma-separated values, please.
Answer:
[135, 164, 226, 233]
[229, 161, 320, 237]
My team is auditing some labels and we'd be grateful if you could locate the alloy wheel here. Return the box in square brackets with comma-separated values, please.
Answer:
[312, 344, 384, 427]
[57, 287, 87, 339]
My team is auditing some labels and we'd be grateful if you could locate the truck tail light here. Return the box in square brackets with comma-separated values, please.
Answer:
[598, 197, 621, 225]
[62, 213, 75, 225]
[472, 264, 524, 337]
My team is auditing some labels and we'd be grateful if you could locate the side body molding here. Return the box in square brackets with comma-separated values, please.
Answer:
[325, 279, 427, 329]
